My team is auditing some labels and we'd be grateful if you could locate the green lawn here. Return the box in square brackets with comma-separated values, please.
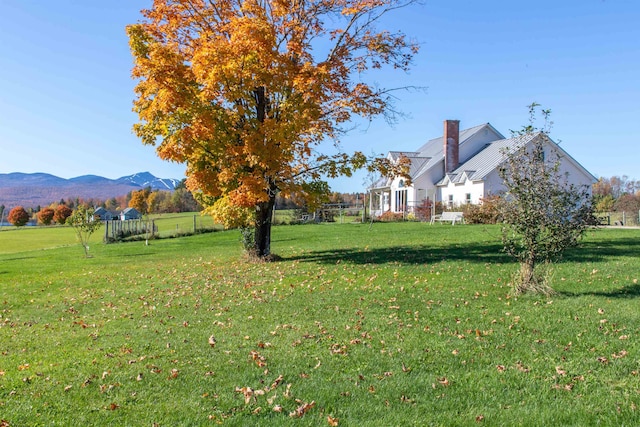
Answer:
[0, 213, 219, 254]
[0, 222, 639, 426]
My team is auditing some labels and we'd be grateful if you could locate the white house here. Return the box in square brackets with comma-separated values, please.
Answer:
[369, 120, 596, 216]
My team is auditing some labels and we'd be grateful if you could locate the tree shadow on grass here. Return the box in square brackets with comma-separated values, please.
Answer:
[284, 241, 511, 265]
[0, 256, 36, 262]
[105, 252, 158, 258]
[563, 236, 640, 263]
[283, 232, 640, 267]
[560, 283, 640, 299]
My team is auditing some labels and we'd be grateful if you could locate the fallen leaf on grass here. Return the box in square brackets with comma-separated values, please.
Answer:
[208, 335, 217, 347]
[552, 383, 574, 391]
[400, 395, 415, 404]
[235, 386, 255, 404]
[250, 350, 267, 367]
[327, 415, 339, 426]
[436, 377, 450, 387]
[555, 366, 566, 376]
[289, 401, 315, 418]
[612, 350, 628, 359]
[269, 375, 284, 391]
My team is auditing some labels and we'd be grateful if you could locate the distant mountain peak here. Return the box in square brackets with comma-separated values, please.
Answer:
[117, 172, 181, 190]
[0, 171, 182, 208]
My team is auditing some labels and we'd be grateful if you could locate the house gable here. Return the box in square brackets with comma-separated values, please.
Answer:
[438, 132, 597, 203]
[369, 120, 596, 215]
[411, 122, 504, 183]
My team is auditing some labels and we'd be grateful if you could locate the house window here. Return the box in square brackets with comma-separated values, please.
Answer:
[395, 189, 407, 212]
[465, 193, 472, 204]
[448, 194, 454, 208]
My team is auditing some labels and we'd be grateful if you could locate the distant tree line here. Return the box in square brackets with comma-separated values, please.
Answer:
[273, 192, 365, 210]
[1, 180, 202, 226]
[592, 175, 640, 213]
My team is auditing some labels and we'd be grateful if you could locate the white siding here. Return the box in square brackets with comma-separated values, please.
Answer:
[441, 178, 486, 207]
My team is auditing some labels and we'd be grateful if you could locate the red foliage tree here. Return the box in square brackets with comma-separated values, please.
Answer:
[8, 206, 30, 227]
[37, 207, 55, 225]
[54, 205, 73, 225]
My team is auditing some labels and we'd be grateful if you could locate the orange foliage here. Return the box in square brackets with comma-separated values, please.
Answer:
[127, 0, 418, 254]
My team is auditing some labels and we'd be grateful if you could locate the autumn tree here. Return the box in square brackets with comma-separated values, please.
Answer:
[54, 205, 73, 225]
[129, 187, 153, 215]
[127, 0, 416, 258]
[499, 104, 595, 295]
[37, 207, 55, 225]
[8, 206, 30, 227]
[68, 206, 102, 258]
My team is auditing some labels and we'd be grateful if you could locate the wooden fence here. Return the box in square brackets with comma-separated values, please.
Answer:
[103, 215, 219, 242]
[104, 219, 154, 242]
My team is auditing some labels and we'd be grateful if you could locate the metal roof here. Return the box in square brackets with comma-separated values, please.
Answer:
[436, 133, 536, 185]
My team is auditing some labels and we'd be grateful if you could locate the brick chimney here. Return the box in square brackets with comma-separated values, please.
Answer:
[443, 119, 460, 174]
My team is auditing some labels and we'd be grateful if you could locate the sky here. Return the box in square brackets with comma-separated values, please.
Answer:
[1, 0, 638, 193]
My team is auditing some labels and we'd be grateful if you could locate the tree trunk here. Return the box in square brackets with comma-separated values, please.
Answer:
[252, 86, 276, 259]
[514, 258, 554, 295]
[253, 190, 276, 258]
[519, 260, 535, 287]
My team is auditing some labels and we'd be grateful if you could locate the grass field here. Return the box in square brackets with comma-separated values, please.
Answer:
[0, 213, 219, 254]
[1, 221, 639, 426]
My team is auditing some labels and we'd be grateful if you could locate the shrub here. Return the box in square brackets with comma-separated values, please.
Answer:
[414, 199, 434, 221]
[462, 195, 502, 224]
[378, 211, 404, 222]
[54, 205, 73, 224]
[37, 207, 55, 225]
[8, 206, 30, 227]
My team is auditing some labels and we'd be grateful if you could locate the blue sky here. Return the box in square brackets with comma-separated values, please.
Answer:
[1, 0, 638, 193]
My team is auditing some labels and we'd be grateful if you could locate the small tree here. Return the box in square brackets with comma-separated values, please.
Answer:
[54, 205, 73, 225]
[68, 206, 102, 257]
[38, 207, 55, 225]
[499, 104, 595, 295]
[8, 206, 30, 227]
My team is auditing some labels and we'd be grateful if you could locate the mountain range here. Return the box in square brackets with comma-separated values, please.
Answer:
[0, 172, 182, 208]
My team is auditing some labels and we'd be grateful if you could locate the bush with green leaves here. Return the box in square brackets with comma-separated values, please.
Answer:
[67, 206, 102, 257]
[498, 105, 595, 295]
